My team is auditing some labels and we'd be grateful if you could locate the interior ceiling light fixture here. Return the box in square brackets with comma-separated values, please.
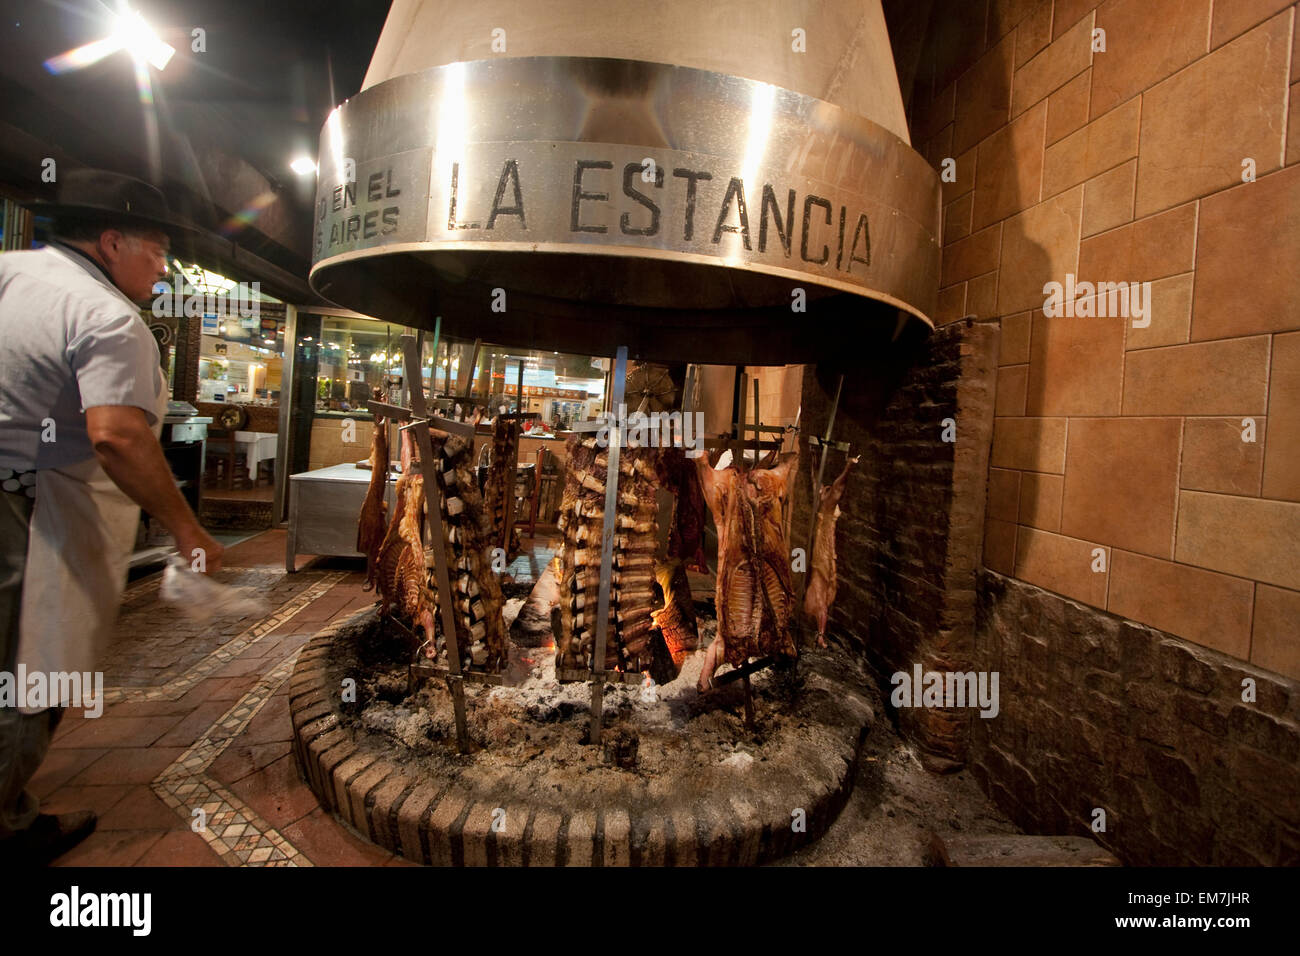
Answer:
[290, 156, 318, 176]
[44, 5, 175, 74]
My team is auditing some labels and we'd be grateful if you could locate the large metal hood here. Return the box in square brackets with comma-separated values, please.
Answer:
[308, 0, 940, 363]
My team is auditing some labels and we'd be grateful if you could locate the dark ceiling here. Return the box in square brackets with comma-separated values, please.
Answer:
[0, 0, 391, 299]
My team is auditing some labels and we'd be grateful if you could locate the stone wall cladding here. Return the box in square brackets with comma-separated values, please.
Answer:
[796, 318, 998, 770]
[973, 569, 1300, 866]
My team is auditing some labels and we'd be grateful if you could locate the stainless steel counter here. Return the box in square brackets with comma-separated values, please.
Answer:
[286, 462, 396, 572]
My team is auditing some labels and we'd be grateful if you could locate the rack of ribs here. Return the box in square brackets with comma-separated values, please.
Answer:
[695, 451, 800, 691]
[483, 416, 522, 557]
[357, 389, 389, 591]
[554, 435, 662, 675]
[656, 447, 710, 573]
[804, 455, 858, 646]
[429, 424, 509, 671]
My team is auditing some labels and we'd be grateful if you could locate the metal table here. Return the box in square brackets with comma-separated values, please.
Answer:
[286, 462, 396, 572]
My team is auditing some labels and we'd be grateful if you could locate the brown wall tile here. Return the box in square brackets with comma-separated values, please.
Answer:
[1124, 272, 1193, 351]
[996, 362, 1030, 415]
[992, 416, 1068, 472]
[1016, 0, 1056, 66]
[1252, 584, 1300, 680]
[1053, 0, 1102, 39]
[1013, 12, 1094, 116]
[1042, 96, 1141, 198]
[967, 270, 1000, 317]
[990, 0, 1043, 43]
[932, 0, 994, 91]
[1122, 337, 1270, 416]
[924, 123, 954, 170]
[914, 81, 956, 144]
[1181, 416, 1266, 496]
[1081, 158, 1136, 236]
[1000, 311, 1033, 364]
[984, 517, 1019, 574]
[955, 33, 1015, 154]
[942, 223, 1002, 285]
[1192, 164, 1300, 340]
[1019, 471, 1064, 530]
[936, 283, 968, 324]
[988, 466, 1023, 521]
[997, 186, 1084, 314]
[1135, 13, 1290, 217]
[1046, 67, 1092, 144]
[973, 101, 1048, 229]
[1091, 0, 1211, 119]
[1014, 526, 1109, 605]
[1294, 7, 1300, 82]
[1077, 201, 1196, 284]
[941, 146, 977, 203]
[1289, 82, 1300, 165]
[1210, 0, 1292, 48]
[1027, 314, 1125, 415]
[1175, 490, 1300, 589]
[1061, 417, 1182, 557]
[1107, 550, 1254, 658]
[944, 192, 974, 244]
[1262, 331, 1300, 501]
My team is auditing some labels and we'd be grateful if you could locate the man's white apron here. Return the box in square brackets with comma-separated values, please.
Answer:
[15, 368, 168, 711]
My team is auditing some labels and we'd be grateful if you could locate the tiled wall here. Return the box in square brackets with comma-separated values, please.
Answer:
[901, 0, 1300, 681]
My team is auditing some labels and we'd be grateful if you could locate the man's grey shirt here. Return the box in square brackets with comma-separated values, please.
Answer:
[0, 244, 162, 470]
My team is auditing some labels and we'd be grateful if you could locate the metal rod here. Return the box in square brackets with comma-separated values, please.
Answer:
[590, 345, 628, 746]
[401, 334, 470, 753]
[752, 378, 760, 468]
[742, 674, 756, 729]
[802, 374, 845, 606]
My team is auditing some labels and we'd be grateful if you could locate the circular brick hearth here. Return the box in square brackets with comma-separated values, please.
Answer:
[288, 608, 873, 866]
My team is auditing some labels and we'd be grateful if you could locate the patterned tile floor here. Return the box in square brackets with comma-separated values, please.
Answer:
[34, 530, 415, 867]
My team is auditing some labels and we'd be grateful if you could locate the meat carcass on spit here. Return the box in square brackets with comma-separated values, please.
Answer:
[695, 451, 799, 691]
[358, 389, 389, 591]
[803, 455, 858, 646]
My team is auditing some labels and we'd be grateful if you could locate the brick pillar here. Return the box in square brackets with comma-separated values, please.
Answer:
[795, 316, 999, 771]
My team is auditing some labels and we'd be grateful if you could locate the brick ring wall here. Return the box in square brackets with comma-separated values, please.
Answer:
[288, 611, 873, 866]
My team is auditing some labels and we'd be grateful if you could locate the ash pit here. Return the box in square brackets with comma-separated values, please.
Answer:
[292, 600, 874, 866]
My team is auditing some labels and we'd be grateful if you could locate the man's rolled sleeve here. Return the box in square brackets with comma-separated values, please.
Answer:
[67, 307, 162, 423]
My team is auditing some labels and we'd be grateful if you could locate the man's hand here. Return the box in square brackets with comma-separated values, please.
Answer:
[86, 404, 222, 574]
[175, 527, 224, 574]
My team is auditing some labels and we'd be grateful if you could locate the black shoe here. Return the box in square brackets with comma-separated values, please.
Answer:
[3, 811, 98, 866]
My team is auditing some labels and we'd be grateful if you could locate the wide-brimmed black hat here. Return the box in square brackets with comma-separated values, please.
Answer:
[32, 168, 204, 244]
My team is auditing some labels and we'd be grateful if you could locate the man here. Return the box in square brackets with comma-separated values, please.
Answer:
[0, 169, 223, 864]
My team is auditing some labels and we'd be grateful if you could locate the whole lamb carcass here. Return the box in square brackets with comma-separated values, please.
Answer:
[695, 451, 799, 691]
[803, 455, 858, 646]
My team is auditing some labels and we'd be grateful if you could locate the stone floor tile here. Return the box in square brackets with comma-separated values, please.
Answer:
[98, 786, 187, 832]
[50, 829, 165, 867]
[281, 808, 394, 866]
[54, 714, 186, 750]
[134, 830, 225, 866]
[208, 741, 294, 785]
[70, 747, 187, 786]
[227, 754, 321, 830]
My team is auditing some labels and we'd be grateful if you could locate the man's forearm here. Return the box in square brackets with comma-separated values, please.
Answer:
[93, 428, 202, 539]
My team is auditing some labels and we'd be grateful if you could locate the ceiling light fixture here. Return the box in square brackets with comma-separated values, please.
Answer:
[44, 6, 174, 73]
[290, 156, 318, 176]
